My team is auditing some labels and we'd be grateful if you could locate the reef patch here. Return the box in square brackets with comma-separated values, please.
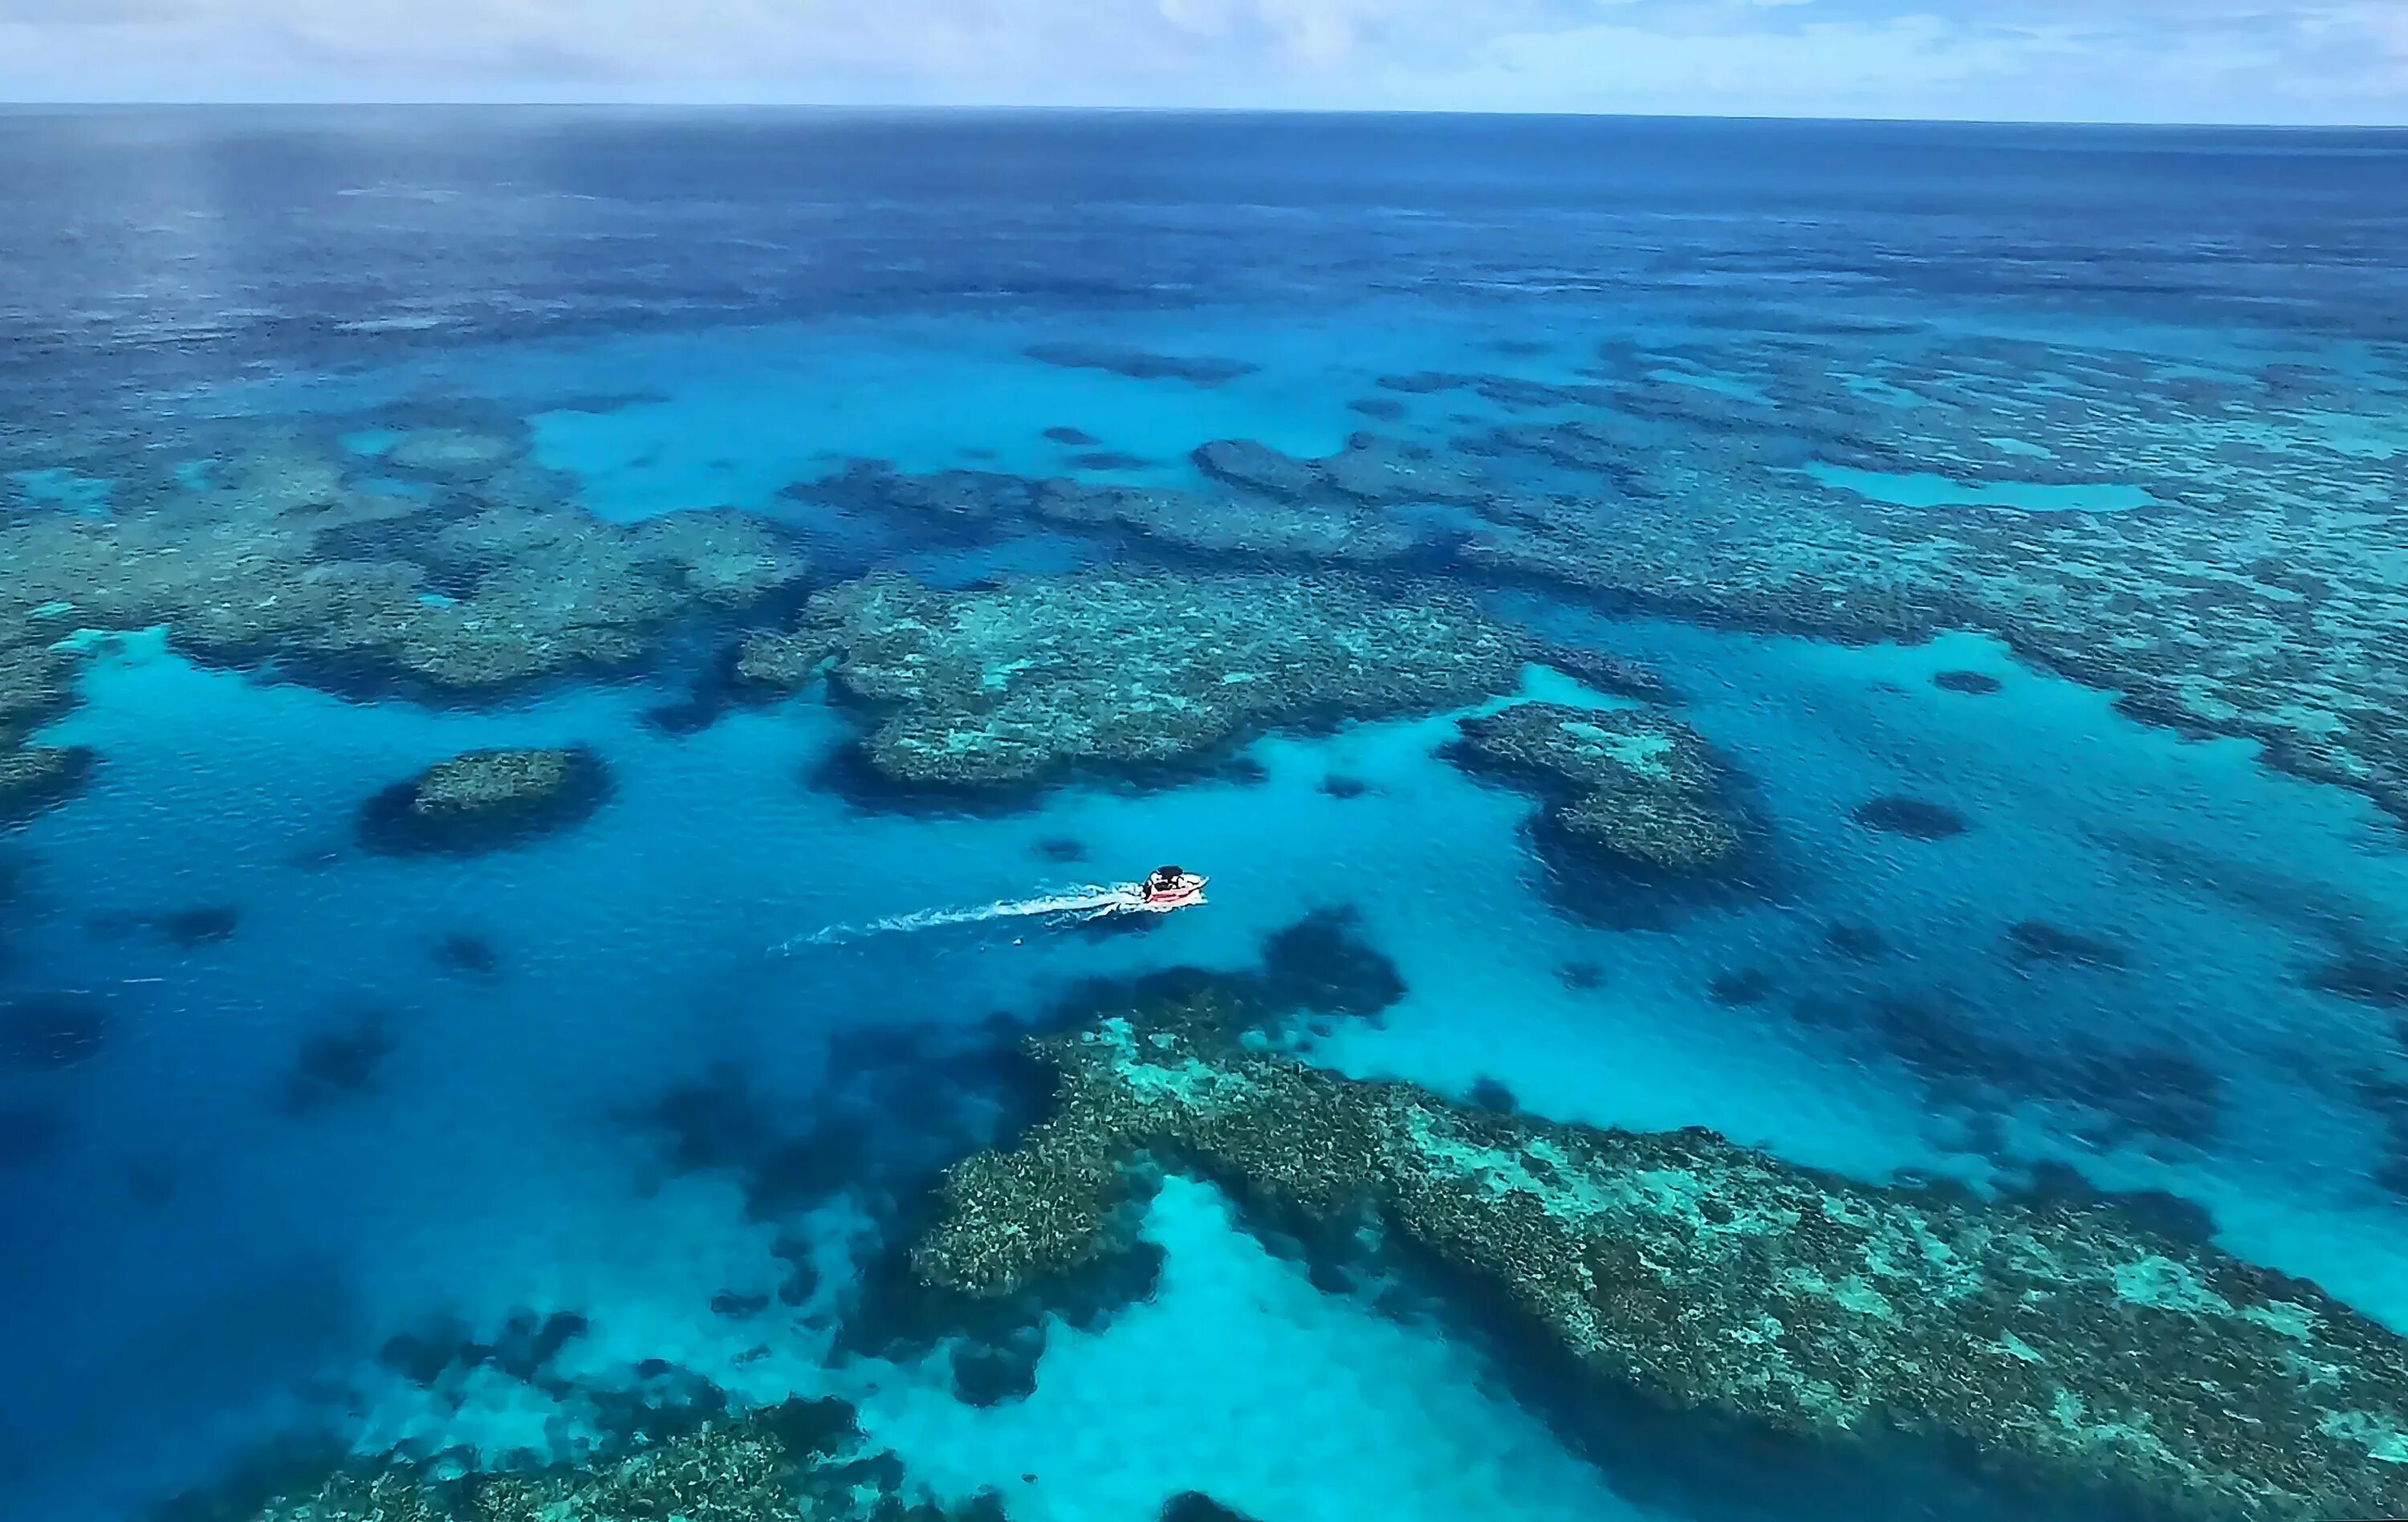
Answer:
[1449, 702, 1747, 874]
[358, 746, 610, 856]
[741, 569, 1526, 790]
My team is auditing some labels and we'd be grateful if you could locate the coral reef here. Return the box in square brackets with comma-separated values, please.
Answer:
[382, 427, 520, 481]
[916, 992, 2408, 1522]
[0, 741, 92, 822]
[1032, 479, 1423, 563]
[0, 426, 803, 721]
[0, 625, 91, 822]
[1450, 702, 1744, 872]
[357, 747, 609, 856]
[1194, 433, 1486, 507]
[788, 431, 1491, 567]
[1448, 333, 2408, 823]
[237, 1393, 999, 1522]
[740, 569, 1526, 788]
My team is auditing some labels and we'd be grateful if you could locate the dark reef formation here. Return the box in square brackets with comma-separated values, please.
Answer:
[0, 1103, 65, 1170]
[1192, 434, 1485, 507]
[2, 992, 108, 1070]
[430, 931, 502, 979]
[1851, 795, 1969, 840]
[738, 569, 1527, 788]
[1934, 669, 2003, 694]
[2308, 950, 2408, 1008]
[1161, 1495, 1259, 1522]
[2006, 919, 2129, 971]
[358, 746, 610, 855]
[1449, 702, 1745, 873]
[281, 1011, 397, 1116]
[1840, 991, 2225, 1152]
[786, 430, 1489, 567]
[912, 989, 2408, 1522]
[1022, 342, 1259, 387]
[376, 1307, 589, 1392]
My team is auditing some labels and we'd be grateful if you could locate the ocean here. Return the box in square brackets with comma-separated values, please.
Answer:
[2, 108, 2407, 1522]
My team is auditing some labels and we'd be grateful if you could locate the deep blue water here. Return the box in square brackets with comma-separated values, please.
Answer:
[4, 109, 2408, 1522]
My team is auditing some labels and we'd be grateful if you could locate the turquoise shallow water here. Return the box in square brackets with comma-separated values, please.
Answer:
[5, 110, 2408, 1522]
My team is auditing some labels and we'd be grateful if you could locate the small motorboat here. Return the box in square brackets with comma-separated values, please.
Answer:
[1133, 864, 1208, 911]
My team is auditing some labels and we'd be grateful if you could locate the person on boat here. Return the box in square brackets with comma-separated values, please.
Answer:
[1144, 865, 1190, 900]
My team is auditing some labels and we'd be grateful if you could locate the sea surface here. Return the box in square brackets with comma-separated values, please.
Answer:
[4, 108, 2408, 1522]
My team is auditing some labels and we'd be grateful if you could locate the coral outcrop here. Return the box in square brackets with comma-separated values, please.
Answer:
[358, 746, 609, 855]
[740, 569, 1527, 787]
[916, 993, 2408, 1522]
[236, 1394, 1000, 1522]
[0, 627, 89, 822]
[0, 742, 92, 823]
[1194, 434, 1486, 507]
[1450, 702, 1743, 871]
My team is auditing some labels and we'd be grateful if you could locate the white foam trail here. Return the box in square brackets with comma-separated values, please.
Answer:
[781, 884, 1141, 950]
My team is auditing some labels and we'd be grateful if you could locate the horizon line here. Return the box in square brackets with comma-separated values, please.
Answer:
[3, 101, 2407, 132]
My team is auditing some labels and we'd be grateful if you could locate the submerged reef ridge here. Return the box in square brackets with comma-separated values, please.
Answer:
[791, 429, 1488, 567]
[238, 1393, 995, 1521]
[1033, 479, 1423, 563]
[916, 995, 2408, 1522]
[1451, 702, 1743, 871]
[741, 569, 1527, 786]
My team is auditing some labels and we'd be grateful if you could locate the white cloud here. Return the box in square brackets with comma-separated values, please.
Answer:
[0, 0, 2401, 120]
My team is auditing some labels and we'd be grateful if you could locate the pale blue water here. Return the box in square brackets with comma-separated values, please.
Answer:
[3, 109, 2408, 1522]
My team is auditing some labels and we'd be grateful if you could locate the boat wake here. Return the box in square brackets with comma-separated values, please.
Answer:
[779, 883, 1149, 950]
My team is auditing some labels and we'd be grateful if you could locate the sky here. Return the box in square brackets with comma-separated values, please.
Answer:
[2, 0, 2406, 124]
